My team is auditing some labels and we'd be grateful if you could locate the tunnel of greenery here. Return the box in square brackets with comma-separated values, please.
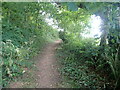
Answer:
[1, 2, 120, 89]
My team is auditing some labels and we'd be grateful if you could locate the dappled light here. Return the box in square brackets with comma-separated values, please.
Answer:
[1, 2, 120, 89]
[81, 15, 102, 38]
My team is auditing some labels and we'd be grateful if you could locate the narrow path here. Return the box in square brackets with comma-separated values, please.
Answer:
[9, 40, 62, 88]
[35, 40, 61, 88]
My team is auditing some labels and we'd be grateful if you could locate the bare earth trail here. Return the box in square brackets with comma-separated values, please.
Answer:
[35, 40, 61, 88]
[10, 40, 62, 88]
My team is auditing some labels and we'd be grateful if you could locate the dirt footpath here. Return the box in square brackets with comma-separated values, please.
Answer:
[9, 40, 62, 88]
[36, 40, 62, 88]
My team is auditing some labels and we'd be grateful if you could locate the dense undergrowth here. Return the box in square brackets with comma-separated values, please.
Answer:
[57, 2, 120, 89]
[58, 26, 120, 89]
[1, 2, 120, 89]
[57, 40, 115, 89]
[2, 2, 58, 87]
[58, 27, 120, 89]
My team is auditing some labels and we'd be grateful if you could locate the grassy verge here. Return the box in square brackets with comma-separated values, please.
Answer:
[56, 44, 114, 89]
[4, 41, 49, 88]
[5, 62, 37, 88]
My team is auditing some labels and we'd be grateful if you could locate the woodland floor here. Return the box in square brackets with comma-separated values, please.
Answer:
[9, 40, 62, 88]
[6, 39, 114, 89]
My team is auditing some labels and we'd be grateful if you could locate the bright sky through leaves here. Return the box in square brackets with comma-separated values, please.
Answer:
[82, 15, 102, 38]
[45, 13, 102, 37]
[45, 16, 64, 31]
[90, 15, 102, 37]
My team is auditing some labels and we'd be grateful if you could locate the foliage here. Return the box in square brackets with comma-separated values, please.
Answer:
[1, 2, 120, 89]
[57, 43, 114, 89]
[2, 2, 58, 87]
[58, 2, 120, 89]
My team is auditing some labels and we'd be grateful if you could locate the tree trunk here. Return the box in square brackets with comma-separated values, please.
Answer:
[99, 9, 109, 49]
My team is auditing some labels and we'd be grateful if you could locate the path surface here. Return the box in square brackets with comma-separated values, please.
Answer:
[9, 40, 62, 88]
[35, 40, 61, 88]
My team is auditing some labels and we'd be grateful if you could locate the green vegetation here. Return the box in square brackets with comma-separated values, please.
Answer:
[1, 2, 120, 89]
[57, 2, 120, 89]
[2, 2, 58, 87]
